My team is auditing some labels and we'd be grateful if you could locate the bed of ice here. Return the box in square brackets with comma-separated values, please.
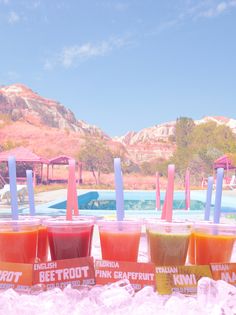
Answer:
[0, 277, 235, 315]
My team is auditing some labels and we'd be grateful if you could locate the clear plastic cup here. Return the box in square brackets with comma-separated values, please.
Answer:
[45, 217, 94, 261]
[20, 215, 50, 262]
[0, 218, 40, 263]
[186, 220, 211, 265]
[193, 223, 236, 264]
[98, 220, 142, 262]
[146, 220, 192, 266]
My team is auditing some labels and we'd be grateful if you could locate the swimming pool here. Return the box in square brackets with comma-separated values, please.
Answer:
[30, 190, 236, 222]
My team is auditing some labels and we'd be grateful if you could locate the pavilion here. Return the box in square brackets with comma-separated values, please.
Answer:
[48, 155, 83, 184]
[213, 154, 236, 183]
[0, 147, 48, 185]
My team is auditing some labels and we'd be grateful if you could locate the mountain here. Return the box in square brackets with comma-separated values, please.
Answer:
[0, 83, 236, 164]
[116, 116, 236, 146]
[115, 116, 236, 163]
[0, 84, 106, 137]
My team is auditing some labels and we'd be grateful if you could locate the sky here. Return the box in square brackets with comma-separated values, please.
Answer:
[0, 0, 236, 136]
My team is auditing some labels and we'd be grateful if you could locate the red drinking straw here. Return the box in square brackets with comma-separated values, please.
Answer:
[156, 172, 161, 210]
[165, 164, 175, 222]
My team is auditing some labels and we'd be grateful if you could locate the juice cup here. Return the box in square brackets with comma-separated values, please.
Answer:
[187, 220, 211, 265]
[0, 218, 40, 263]
[20, 215, 50, 262]
[46, 217, 94, 260]
[98, 220, 141, 262]
[194, 223, 236, 264]
[146, 220, 192, 266]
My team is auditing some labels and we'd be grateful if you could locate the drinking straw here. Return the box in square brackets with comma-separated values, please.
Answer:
[8, 156, 19, 220]
[166, 164, 175, 222]
[114, 158, 124, 221]
[156, 172, 161, 210]
[161, 193, 167, 219]
[26, 170, 35, 216]
[204, 176, 213, 221]
[72, 163, 79, 216]
[66, 159, 74, 220]
[185, 169, 190, 210]
[213, 168, 224, 224]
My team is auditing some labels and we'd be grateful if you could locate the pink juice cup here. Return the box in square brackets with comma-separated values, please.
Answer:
[0, 218, 40, 263]
[98, 220, 142, 262]
[45, 217, 94, 261]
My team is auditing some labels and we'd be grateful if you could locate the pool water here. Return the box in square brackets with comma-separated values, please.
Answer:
[19, 190, 236, 222]
[50, 191, 205, 211]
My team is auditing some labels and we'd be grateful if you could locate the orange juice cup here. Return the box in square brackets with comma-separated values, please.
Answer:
[98, 220, 141, 262]
[194, 223, 236, 264]
[187, 220, 211, 265]
[0, 218, 40, 263]
[20, 215, 50, 262]
[146, 220, 192, 266]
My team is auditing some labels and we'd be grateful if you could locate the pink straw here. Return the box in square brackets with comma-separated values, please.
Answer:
[156, 172, 161, 210]
[72, 164, 79, 216]
[161, 184, 167, 219]
[165, 164, 175, 222]
[66, 159, 75, 220]
[185, 169, 190, 210]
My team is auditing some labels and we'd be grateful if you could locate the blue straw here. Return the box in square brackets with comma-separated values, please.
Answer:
[26, 170, 35, 216]
[213, 168, 224, 224]
[114, 158, 124, 221]
[8, 156, 19, 220]
[204, 176, 213, 221]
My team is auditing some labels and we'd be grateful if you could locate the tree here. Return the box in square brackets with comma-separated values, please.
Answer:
[78, 137, 113, 185]
[175, 117, 195, 148]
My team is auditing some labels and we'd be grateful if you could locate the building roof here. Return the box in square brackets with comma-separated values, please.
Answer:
[213, 154, 236, 169]
[0, 147, 48, 163]
[49, 155, 74, 165]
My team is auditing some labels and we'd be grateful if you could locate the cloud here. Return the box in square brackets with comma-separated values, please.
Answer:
[0, 0, 9, 4]
[100, 1, 129, 12]
[199, 1, 236, 18]
[44, 36, 131, 70]
[149, 0, 236, 36]
[8, 11, 20, 24]
[5, 70, 20, 81]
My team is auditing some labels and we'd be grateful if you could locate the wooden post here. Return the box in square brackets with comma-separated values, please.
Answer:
[78, 162, 83, 184]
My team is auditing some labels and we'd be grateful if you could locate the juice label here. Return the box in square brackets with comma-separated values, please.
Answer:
[156, 265, 212, 295]
[95, 259, 156, 291]
[0, 261, 33, 292]
[33, 257, 95, 289]
[210, 263, 236, 286]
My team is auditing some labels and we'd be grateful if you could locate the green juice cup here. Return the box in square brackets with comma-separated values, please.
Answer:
[146, 220, 192, 266]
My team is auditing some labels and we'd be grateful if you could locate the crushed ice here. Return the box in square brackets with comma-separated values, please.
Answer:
[0, 278, 235, 315]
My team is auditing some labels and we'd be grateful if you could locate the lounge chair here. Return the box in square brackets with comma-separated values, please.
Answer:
[229, 175, 236, 190]
[0, 184, 27, 204]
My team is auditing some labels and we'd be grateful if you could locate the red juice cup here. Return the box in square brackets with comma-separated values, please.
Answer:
[98, 220, 142, 262]
[46, 217, 94, 261]
[146, 220, 192, 266]
[194, 223, 236, 264]
[0, 218, 40, 263]
[20, 215, 50, 262]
